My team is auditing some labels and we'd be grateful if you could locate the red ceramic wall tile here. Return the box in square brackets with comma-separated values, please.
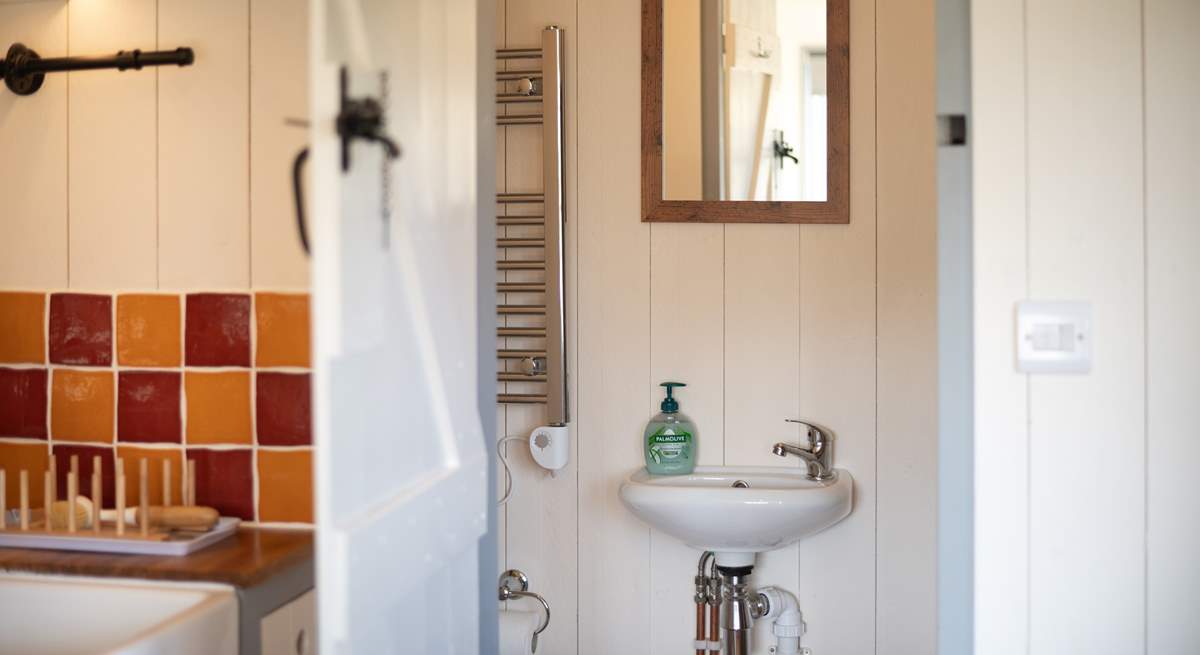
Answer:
[185, 294, 251, 367]
[117, 372, 182, 443]
[49, 294, 113, 366]
[186, 448, 254, 520]
[0, 367, 48, 439]
[52, 445, 116, 510]
[256, 372, 311, 446]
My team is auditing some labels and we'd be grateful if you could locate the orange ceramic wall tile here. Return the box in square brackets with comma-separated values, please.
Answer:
[256, 449, 313, 523]
[255, 293, 311, 368]
[50, 370, 115, 442]
[0, 441, 50, 508]
[116, 294, 182, 367]
[184, 372, 252, 444]
[0, 292, 45, 364]
[114, 447, 183, 507]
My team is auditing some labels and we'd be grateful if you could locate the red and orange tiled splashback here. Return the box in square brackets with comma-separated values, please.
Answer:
[0, 291, 313, 524]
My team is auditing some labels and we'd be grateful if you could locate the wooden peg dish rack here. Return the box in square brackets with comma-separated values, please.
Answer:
[0, 455, 239, 556]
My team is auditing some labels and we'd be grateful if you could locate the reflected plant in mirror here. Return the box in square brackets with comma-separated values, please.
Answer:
[643, 0, 849, 223]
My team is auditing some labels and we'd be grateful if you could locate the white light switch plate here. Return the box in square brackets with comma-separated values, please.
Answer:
[1016, 301, 1092, 373]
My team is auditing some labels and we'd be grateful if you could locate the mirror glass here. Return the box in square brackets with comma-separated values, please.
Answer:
[662, 0, 827, 202]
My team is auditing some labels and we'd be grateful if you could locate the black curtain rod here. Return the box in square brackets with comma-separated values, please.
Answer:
[1, 43, 194, 96]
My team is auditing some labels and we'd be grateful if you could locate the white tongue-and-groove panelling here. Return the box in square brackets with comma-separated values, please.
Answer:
[0, 0, 309, 292]
[494, 0, 936, 653]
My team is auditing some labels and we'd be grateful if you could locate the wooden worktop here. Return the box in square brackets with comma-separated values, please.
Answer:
[0, 527, 312, 588]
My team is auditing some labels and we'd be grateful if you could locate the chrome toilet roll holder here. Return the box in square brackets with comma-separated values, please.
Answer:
[498, 569, 551, 653]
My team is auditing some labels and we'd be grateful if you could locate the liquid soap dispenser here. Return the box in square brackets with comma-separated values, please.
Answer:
[644, 382, 697, 475]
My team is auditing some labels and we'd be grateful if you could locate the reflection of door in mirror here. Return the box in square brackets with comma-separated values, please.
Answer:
[662, 0, 827, 202]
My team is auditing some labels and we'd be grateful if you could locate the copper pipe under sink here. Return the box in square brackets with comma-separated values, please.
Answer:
[708, 603, 720, 655]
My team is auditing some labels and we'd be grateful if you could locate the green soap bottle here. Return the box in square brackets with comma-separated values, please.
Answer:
[644, 382, 697, 475]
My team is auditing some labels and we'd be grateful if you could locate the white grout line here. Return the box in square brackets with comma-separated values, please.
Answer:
[1, 361, 306, 375]
[0, 437, 55, 448]
[179, 287, 189, 503]
[42, 292, 52, 456]
[3, 288, 311, 296]
[41, 364, 307, 373]
[249, 291, 260, 523]
[0, 440, 309, 454]
[110, 292, 118, 445]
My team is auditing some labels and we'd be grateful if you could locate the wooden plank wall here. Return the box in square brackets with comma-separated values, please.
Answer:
[1, 0, 940, 651]
[498, 0, 937, 653]
[973, 0, 1200, 653]
[1146, 1, 1200, 651]
[0, 1, 68, 289]
[0, 0, 309, 292]
[495, 1, 581, 654]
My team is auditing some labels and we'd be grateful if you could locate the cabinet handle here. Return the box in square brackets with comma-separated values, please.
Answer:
[295, 627, 307, 654]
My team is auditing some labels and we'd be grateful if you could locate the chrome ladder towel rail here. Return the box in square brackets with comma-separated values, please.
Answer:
[495, 27, 568, 426]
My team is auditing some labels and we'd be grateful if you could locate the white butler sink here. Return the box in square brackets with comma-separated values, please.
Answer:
[619, 465, 853, 567]
[0, 573, 237, 655]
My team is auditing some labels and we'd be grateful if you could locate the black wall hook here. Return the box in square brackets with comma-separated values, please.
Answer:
[1, 42, 194, 96]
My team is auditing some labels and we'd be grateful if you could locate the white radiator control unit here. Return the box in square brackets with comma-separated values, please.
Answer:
[529, 425, 569, 473]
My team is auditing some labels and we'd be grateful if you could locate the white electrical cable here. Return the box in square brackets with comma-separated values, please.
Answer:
[496, 435, 528, 506]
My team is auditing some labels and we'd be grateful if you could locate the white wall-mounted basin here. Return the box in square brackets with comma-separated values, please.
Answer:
[619, 466, 853, 566]
[0, 573, 237, 655]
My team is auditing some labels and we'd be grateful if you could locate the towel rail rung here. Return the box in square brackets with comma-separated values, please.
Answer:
[497, 70, 542, 81]
[497, 48, 543, 59]
[497, 215, 545, 226]
[497, 94, 543, 104]
[498, 282, 546, 293]
[498, 393, 548, 404]
[499, 372, 547, 382]
[497, 238, 544, 248]
[498, 116, 544, 126]
[499, 349, 547, 359]
[497, 193, 544, 204]
[498, 305, 546, 315]
[498, 260, 545, 270]
[498, 326, 547, 337]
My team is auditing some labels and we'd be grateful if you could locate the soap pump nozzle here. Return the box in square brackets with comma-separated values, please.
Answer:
[659, 381, 686, 413]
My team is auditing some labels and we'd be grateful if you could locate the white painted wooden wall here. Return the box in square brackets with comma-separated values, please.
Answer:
[2, 0, 939, 651]
[0, 0, 309, 292]
[496, 0, 938, 653]
[973, 0, 1200, 652]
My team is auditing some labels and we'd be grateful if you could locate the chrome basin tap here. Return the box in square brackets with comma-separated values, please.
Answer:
[773, 419, 836, 481]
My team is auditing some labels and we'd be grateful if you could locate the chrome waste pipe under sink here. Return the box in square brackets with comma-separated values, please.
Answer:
[713, 565, 807, 655]
[719, 566, 758, 655]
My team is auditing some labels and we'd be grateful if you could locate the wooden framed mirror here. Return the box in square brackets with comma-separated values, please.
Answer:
[642, 0, 849, 223]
